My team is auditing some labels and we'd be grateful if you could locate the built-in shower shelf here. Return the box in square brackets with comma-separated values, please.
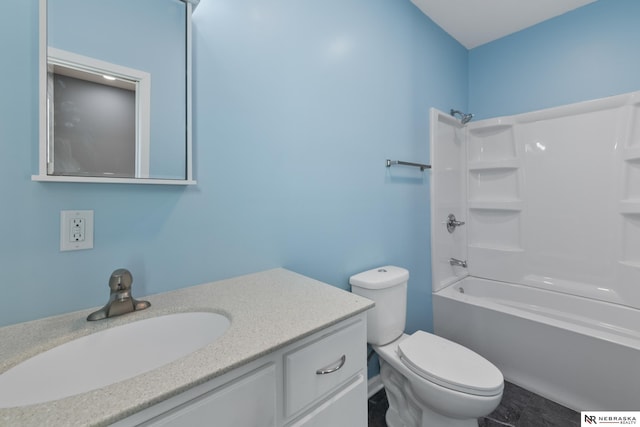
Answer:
[468, 201, 523, 211]
[622, 149, 640, 162]
[619, 201, 640, 214]
[468, 122, 513, 137]
[619, 260, 640, 269]
[468, 244, 524, 253]
[467, 120, 517, 163]
[467, 160, 520, 171]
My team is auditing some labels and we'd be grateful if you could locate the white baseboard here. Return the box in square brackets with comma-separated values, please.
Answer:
[367, 375, 384, 398]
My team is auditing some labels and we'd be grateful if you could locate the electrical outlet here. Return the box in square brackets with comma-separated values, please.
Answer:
[70, 217, 85, 242]
[61, 210, 94, 251]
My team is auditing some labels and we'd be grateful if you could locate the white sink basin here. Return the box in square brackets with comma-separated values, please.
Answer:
[0, 312, 230, 408]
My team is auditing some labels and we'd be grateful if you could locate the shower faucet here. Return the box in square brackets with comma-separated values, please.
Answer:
[87, 268, 151, 321]
[446, 214, 465, 233]
[449, 258, 467, 268]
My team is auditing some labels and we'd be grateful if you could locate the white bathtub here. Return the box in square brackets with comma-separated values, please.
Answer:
[433, 276, 640, 411]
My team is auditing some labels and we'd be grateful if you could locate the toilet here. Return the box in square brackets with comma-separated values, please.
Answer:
[350, 266, 503, 427]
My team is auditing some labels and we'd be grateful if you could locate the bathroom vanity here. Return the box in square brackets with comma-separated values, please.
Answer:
[0, 269, 373, 426]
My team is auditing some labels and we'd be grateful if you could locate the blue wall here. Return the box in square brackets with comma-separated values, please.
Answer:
[469, 0, 640, 119]
[0, 0, 466, 328]
[7, 0, 637, 332]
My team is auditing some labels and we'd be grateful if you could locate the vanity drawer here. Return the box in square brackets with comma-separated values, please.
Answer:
[284, 319, 366, 417]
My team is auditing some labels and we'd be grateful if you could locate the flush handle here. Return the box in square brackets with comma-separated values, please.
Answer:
[447, 214, 465, 233]
[316, 355, 346, 375]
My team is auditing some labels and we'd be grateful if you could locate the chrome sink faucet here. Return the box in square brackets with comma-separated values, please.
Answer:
[87, 269, 151, 321]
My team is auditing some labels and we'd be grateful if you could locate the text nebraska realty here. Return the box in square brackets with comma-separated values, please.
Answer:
[585, 415, 637, 425]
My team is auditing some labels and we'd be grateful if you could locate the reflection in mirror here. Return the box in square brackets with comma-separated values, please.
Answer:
[34, 0, 196, 185]
[48, 49, 149, 178]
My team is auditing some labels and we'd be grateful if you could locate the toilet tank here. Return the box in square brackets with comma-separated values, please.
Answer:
[349, 266, 409, 346]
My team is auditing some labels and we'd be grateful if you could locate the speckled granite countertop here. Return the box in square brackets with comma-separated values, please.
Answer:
[0, 268, 373, 427]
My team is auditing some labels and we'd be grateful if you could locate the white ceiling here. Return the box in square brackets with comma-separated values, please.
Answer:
[410, 0, 598, 49]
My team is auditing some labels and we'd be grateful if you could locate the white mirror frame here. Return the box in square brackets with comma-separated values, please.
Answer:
[32, 0, 196, 185]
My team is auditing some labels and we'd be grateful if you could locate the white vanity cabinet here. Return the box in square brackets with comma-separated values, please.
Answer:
[139, 364, 278, 426]
[115, 313, 367, 427]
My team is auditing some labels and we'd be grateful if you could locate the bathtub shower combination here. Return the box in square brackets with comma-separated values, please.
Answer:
[430, 91, 640, 411]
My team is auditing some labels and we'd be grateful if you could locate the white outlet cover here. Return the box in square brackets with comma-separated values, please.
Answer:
[60, 210, 94, 251]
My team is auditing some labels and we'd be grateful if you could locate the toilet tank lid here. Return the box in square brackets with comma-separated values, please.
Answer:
[349, 266, 409, 289]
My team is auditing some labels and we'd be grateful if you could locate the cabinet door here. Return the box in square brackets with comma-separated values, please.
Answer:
[288, 374, 366, 427]
[144, 364, 276, 427]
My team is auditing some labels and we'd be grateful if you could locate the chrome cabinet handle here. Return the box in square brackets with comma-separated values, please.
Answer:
[316, 355, 346, 375]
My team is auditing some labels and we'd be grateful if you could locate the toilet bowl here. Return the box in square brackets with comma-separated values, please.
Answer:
[376, 332, 503, 426]
[350, 266, 503, 427]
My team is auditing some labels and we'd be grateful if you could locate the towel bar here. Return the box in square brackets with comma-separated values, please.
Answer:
[386, 159, 431, 171]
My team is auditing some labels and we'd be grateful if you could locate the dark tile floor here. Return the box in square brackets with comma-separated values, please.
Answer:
[368, 381, 580, 427]
[368, 387, 389, 427]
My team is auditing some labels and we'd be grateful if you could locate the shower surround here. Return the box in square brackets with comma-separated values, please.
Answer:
[430, 91, 640, 411]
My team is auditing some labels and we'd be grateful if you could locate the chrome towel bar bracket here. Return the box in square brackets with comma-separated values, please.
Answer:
[386, 159, 431, 171]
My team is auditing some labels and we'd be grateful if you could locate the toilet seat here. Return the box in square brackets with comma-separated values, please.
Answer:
[397, 331, 503, 397]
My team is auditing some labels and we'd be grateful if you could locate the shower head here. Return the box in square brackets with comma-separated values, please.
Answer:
[450, 109, 474, 125]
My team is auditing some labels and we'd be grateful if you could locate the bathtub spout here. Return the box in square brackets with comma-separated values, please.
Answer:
[449, 258, 467, 268]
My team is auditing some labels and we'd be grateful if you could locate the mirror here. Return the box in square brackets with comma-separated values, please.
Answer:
[34, 0, 196, 185]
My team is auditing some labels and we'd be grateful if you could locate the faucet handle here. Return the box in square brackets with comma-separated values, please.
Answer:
[87, 268, 149, 321]
[109, 268, 133, 292]
[446, 214, 466, 233]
